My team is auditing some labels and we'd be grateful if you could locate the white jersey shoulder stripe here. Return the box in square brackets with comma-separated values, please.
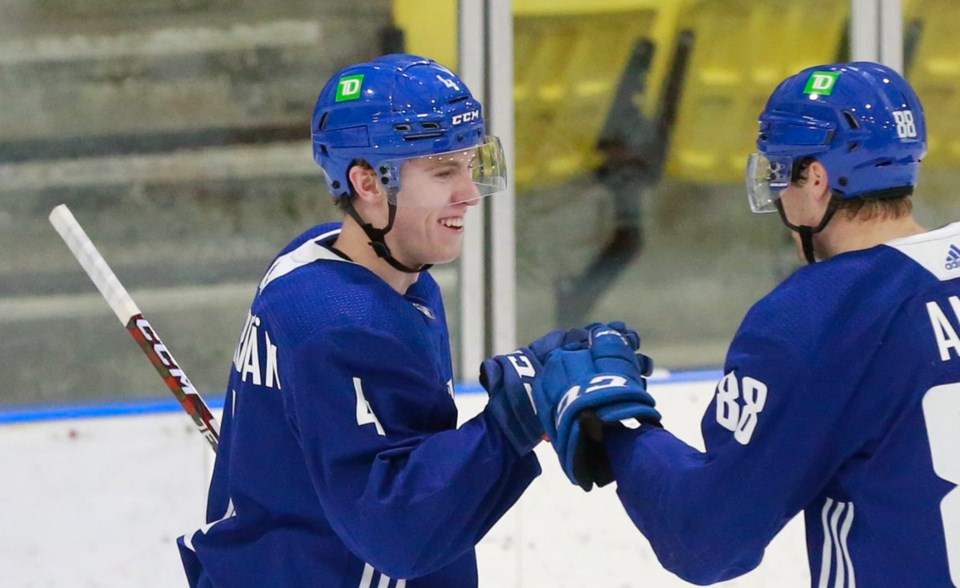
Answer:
[258, 228, 346, 293]
[886, 222, 960, 282]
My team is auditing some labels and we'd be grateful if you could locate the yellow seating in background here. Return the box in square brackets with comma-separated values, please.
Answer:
[904, 0, 960, 169]
[664, 0, 849, 184]
[513, 10, 652, 190]
[395, 0, 960, 189]
[394, 0, 688, 192]
[392, 0, 458, 72]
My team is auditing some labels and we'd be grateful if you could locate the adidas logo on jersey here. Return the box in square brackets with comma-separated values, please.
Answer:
[945, 244, 960, 270]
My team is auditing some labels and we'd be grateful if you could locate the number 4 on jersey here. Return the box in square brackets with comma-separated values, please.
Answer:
[354, 377, 385, 436]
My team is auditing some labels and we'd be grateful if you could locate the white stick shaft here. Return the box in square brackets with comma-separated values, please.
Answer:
[48, 203, 220, 451]
[48, 204, 141, 325]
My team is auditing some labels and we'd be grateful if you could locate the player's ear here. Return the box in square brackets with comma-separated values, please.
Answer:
[807, 161, 832, 202]
[348, 164, 384, 204]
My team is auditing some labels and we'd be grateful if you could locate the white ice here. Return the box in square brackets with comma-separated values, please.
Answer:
[0, 378, 807, 587]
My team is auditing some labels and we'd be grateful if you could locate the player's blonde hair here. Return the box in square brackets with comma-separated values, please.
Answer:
[794, 157, 913, 221]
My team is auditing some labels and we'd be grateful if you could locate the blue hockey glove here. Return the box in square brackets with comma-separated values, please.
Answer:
[534, 326, 659, 491]
[525, 326, 591, 363]
[481, 327, 592, 455]
[590, 321, 642, 353]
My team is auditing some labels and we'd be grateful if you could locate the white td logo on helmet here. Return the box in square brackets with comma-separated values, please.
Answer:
[335, 74, 364, 102]
[804, 71, 840, 96]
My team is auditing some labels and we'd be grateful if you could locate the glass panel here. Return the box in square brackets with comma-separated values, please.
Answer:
[903, 0, 960, 230]
[513, 0, 853, 369]
[0, 1, 396, 406]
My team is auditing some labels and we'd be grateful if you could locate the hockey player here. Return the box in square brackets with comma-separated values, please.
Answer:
[176, 54, 575, 587]
[532, 62, 960, 586]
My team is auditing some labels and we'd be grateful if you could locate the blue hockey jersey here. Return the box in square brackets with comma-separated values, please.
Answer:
[178, 223, 540, 587]
[607, 223, 960, 587]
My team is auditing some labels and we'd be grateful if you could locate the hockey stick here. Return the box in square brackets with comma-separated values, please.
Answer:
[48, 204, 220, 451]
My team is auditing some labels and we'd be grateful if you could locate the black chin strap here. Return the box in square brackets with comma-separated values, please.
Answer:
[344, 202, 432, 274]
[774, 199, 840, 265]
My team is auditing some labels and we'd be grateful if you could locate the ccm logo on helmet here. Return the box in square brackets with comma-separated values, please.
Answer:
[452, 110, 480, 125]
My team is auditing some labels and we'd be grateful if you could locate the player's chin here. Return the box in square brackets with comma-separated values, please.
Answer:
[430, 250, 462, 265]
[424, 242, 464, 265]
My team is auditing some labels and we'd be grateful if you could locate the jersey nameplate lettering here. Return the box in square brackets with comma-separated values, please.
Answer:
[926, 296, 960, 362]
[233, 312, 282, 390]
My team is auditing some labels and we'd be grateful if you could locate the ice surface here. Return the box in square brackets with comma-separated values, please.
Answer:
[0, 379, 807, 587]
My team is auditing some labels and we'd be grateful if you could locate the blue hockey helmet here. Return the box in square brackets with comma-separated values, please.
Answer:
[311, 54, 506, 204]
[747, 61, 926, 213]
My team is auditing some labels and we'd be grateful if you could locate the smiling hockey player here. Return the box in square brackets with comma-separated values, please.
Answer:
[177, 54, 575, 587]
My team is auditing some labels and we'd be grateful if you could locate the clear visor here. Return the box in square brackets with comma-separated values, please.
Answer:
[383, 136, 507, 208]
[745, 153, 793, 213]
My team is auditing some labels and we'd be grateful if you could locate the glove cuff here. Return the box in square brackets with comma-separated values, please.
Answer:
[482, 349, 545, 455]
